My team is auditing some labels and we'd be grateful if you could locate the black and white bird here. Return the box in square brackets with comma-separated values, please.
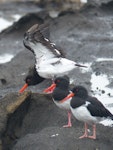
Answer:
[23, 23, 87, 80]
[19, 66, 45, 93]
[63, 85, 113, 139]
[44, 76, 73, 127]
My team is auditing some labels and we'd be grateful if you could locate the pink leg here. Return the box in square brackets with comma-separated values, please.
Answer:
[88, 124, 96, 139]
[79, 123, 88, 139]
[63, 111, 72, 128]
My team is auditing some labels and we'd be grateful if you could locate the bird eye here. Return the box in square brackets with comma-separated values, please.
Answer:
[27, 79, 31, 83]
[57, 80, 60, 82]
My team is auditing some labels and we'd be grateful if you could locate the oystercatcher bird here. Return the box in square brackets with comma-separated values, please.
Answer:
[44, 76, 72, 127]
[19, 66, 45, 93]
[23, 23, 87, 79]
[63, 85, 113, 139]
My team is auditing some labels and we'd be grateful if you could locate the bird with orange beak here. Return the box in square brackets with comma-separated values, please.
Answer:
[19, 66, 45, 93]
[44, 76, 73, 128]
[61, 85, 113, 139]
[19, 23, 87, 93]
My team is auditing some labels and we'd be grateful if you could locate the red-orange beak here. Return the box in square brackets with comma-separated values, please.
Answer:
[19, 83, 28, 93]
[43, 83, 56, 93]
[60, 92, 75, 103]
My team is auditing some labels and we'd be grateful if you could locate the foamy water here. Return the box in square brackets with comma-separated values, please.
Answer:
[0, 14, 21, 32]
[81, 0, 87, 3]
[0, 18, 12, 32]
[91, 73, 113, 126]
[96, 57, 113, 62]
[0, 14, 21, 63]
[12, 14, 21, 20]
[0, 54, 14, 64]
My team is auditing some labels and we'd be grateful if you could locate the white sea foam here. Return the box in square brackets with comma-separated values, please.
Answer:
[96, 57, 113, 62]
[49, 11, 60, 18]
[80, 62, 92, 73]
[0, 14, 21, 32]
[0, 54, 14, 64]
[90, 73, 113, 126]
[91, 73, 113, 104]
[80, 0, 87, 3]
[12, 14, 21, 20]
[0, 18, 12, 32]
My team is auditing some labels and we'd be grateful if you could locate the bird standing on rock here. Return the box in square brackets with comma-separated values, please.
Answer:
[19, 23, 87, 93]
[63, 85, 113, 139]
[44, 76, 73, 128]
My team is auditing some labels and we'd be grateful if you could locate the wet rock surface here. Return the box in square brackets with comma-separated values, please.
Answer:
[0, 91, 31, 150]
[0, 0, 113, 150]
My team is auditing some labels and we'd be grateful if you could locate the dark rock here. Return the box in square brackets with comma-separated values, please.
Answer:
[0, 91, 31, 150]
[0, 1, 113, 150]
[107, 93, 111, 96]
[88, 0, 113, 6]
[12, 125, 113, 150]
[101, 90, 105, 94]
[0, 79, 7, 85]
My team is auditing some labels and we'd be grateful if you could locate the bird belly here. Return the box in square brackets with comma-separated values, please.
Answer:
[37, 58, 76, 78]
[53, 99, 71, 110]
[71, 105, 99, 125]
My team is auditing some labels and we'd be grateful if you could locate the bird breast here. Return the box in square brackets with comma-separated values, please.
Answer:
[70, 104, 99, 125]
[53, 98, 71, 110]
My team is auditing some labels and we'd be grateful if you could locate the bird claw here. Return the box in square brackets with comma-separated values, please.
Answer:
[63, 124, 72, 128]
[79, 134, 96, 139]
[87, 135, 96, 139]
[79, 133, 88, 139]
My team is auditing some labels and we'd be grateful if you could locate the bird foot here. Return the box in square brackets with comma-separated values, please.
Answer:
[79, 133, 88, 139]
[63, 123, 72, 128]
[87, 135, 96, 139]
[79, 134, 96, 139]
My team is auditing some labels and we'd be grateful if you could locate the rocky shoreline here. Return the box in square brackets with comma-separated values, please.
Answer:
[0, 0, 113, 149]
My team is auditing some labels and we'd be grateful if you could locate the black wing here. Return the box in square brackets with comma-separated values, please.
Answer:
[23, 23, 65, 58]
[87, 96, 113, 118]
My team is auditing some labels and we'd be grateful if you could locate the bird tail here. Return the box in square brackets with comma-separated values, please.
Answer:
[111, 115, 113, 121]
[75, 63, 87, 68]
[108, 113, 113, 125]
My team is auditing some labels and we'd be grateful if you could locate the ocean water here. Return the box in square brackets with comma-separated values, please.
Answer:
[0, 54, 14, 64]
[0, 14, 21, 32]
[0, 14, 22, 63]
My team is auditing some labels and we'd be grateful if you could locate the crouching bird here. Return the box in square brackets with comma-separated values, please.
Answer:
[63, 85, 113, 139]
[19, 66, 45, 93]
